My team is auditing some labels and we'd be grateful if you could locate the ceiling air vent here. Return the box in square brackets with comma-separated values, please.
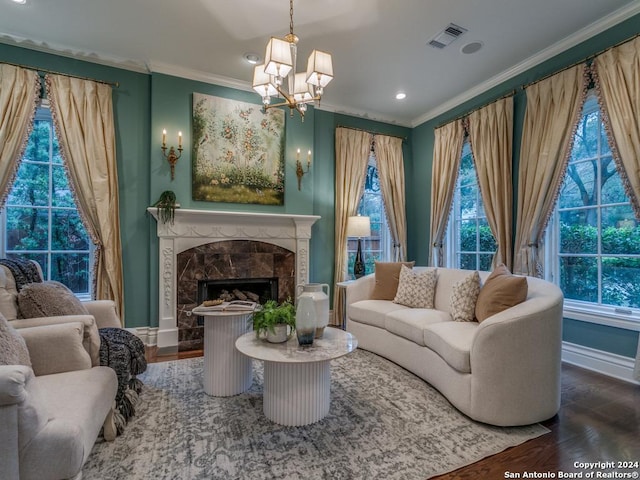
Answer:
[428, 23, 468, 49]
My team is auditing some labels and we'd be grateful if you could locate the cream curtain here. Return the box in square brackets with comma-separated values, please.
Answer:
[467, 96, 514, 270]
[0, 64, 40, 207]
[374, 135, 407, 261]
[429, 119, 465, 267]
[333, 127, 372, 325]
[513, 64, 587, 276]
[592, 37, 640, 380]
[45, 74, 124, 322]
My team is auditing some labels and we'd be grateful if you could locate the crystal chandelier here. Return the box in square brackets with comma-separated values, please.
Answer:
[252, 0, 333, 120]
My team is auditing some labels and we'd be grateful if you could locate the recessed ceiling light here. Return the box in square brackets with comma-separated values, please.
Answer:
[244, 53, 260, 65]
[395, 92, 407, 100]
[12, 0, 26, 4]
[461, 41, 483, 55]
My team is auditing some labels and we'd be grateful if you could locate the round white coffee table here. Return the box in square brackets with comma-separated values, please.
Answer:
[235, 327, 357, 426]
[197, 310, 254, 397]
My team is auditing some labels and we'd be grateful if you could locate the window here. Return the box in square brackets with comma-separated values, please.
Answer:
[547, 93, 640, 317]
[447, 140, 497, 270]
[1, 106, 92, 296]
[346, 155, 393, 278]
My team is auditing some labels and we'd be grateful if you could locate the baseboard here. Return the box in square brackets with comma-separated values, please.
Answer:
[562, 341, 639, 385]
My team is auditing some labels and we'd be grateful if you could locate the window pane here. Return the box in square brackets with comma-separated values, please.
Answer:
[479, 254, 493, 272]
[602, 257, 640, 308]
[51, 253, 90, 294]
[571, 110, 599, 160]
[560, 256, 598, 303]
[478, 219, 497, 252]
[52, 165, 75, 207]
[459, 185, 476, 218]
[6, 163, 49, 206]
[559, 210, 597, 254]
[559, 161, 596, 209]
[600, 121, 611, 156]
[601, 206, 638, 254]
[459, 253, 476, 270]
[52, 135, 63, 164]
[23, 120, 51, 163]
[5, 208, 48, 250]
[6, 252, 48, 273]
[460, 220, 477, 251]
[600, 157, 627, 205]
[51, 210, 89, 250]
[459, 149, 474, 186]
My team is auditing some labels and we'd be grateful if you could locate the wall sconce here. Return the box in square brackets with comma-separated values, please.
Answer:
[161, 129, 183, 180]
[296, 148, 311, 190]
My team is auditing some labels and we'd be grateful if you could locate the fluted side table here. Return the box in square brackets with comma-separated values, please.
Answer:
[235, 328, 357, 426]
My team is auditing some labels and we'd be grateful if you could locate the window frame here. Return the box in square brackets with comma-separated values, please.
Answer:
[0, 104, 93, 300]
[545, 92, 640, 329]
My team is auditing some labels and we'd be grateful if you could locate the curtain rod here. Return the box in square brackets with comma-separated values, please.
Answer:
[336, 125, 407, 141]
[522, 32, 640, 90]
[435, 90, 516, 130]
[1, 61, 119, 88]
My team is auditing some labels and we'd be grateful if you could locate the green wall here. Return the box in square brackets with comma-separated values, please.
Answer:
[410, 13, 640, 358]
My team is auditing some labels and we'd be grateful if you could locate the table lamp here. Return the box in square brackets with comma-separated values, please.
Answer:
[347, 215, 371, 278]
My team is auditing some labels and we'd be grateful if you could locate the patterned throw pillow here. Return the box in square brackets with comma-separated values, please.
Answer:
[393, 266, 437, 308]
[450, 271, 481, 322]
[0, 312, 31, 366]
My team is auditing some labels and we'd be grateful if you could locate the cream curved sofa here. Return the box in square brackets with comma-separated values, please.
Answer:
[345, 267, 563, 426]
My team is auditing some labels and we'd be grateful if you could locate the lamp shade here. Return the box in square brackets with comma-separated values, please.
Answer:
[264, 37, 293, 78]
[306, 50, 333, 87]
[293, 72, 314, 102]
[346, 216, 371, 238]
[252, 64, 278, 97]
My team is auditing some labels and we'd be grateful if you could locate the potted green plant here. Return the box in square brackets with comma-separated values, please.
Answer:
[153, 190, 178, 224]
[252, 298, 296, 343]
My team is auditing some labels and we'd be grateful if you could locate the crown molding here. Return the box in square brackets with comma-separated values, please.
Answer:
[0, 33, 149, 73]
[315, 102, 413, 128]
[147, 61, 254, 93]
[410, 1, 640, 127]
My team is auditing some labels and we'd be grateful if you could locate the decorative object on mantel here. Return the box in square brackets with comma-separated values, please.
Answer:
[295, 295, 316, 345]
[295, 148, 311, 190]
[297, 283, 330, 338]
[347, 215, 371, 279]
[192, 92, 285, 205]
[252, 299, 296, 343]
[161, 129, 182, 180]
[153, 190, 178, 225]
[252, 0, 333, 120]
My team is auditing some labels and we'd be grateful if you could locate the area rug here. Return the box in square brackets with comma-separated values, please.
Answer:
[83, 349, 548, 479]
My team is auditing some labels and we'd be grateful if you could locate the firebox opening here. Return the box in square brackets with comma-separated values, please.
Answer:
[196, 277, 279, 325]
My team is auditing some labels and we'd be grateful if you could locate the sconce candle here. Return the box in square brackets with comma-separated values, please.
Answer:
[161, 129, 183, 181]
[295, 147, 311, 191]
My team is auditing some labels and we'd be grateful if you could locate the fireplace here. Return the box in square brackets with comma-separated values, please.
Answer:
[148, 208, 320, 352]
[198, 277, 279, 306]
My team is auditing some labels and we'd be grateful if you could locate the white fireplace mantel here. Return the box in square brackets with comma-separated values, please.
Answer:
[148, 208, 320, 349]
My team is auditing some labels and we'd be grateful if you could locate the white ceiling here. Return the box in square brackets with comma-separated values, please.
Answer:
[1, 0, 639, 127]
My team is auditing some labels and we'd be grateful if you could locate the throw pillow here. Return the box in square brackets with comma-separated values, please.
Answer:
[393, 266, 437, 308]
[371, 261, 415, 300]
[18, 281, 90, 319]
[475, 264, 528, 323]
[450, 271, 481, 322]
[0, 312, 31, 366]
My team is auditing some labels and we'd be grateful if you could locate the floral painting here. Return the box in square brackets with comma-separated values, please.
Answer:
[192, 93, 285, 205]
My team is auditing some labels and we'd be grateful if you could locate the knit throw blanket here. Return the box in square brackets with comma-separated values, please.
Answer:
[99, 328, 147, 435]
[0, 258, 42, 291]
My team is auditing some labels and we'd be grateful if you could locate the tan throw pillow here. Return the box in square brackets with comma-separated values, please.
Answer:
[371, 261, 415, 300]
[450, 271, 480, 322]
[0, 312, 31, 366]
[18, 281, 89, 319]
[475, 264, 528, 323]
[393, 266, 437, 308]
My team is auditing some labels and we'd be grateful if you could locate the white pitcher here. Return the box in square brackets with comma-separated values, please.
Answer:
[297, 283, 330, 338]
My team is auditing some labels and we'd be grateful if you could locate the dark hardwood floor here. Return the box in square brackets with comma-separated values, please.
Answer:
[146, 347, 640, 479]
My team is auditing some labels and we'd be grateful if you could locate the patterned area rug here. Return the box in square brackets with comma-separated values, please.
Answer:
[84, 349, 548, 479]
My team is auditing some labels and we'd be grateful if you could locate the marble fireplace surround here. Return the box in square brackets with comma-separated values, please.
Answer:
[148, 208, 320, 350]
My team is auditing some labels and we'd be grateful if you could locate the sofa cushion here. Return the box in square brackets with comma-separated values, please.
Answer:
[393, 265, 437, 308]
[18, 281, 90, 319]
[476, 264, 528, 323]
[450, 271, 481, 322]
[385, 308, 451, 346]
[0, 312, 31, 367]
[349, 300, 408, 329]
[370, 261, 415, 300]
[423, 321, 479, 373]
